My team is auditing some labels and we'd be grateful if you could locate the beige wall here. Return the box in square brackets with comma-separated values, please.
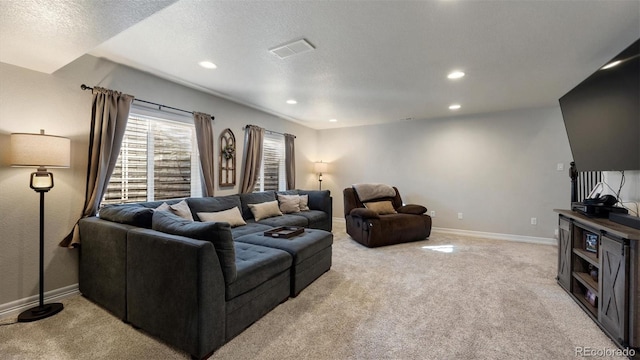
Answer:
[318, 106, 576, 238]
[0, 55, 318, 305]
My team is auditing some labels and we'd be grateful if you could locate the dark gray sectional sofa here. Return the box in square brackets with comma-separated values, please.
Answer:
[78, 190, 332, 359]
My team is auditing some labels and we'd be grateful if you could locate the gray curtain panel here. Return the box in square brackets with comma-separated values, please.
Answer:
[60, 87, 134, 247]
[284, 133, 295, 190]
[193, 112, 215, 197]
[240, 125, 264, 194]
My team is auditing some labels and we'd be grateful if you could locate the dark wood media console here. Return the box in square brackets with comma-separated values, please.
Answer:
[556, 209, 640, 355]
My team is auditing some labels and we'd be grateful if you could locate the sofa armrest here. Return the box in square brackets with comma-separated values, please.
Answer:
[397, 204, 428, 215]
[126, 228, 226, 359]
[349, 208, 380, 219]
[78, 217, 132, 320]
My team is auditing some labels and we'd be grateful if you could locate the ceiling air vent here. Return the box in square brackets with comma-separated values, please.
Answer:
[269, 39, 315, 59]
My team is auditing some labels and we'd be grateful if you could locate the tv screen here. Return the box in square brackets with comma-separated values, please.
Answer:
[559, 39, 639, 172]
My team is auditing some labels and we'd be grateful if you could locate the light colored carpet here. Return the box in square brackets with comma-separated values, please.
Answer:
[0, 222, 625, 359]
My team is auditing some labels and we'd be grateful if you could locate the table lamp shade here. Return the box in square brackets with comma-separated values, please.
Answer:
[10, 132, 70, 168]
[314, 161, 327, 174]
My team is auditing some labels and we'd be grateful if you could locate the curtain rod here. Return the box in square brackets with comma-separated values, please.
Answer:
[243, 124, 296, 138]
[80, 84, 214, 119]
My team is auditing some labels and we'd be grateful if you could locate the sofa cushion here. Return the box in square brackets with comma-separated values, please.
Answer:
[248, 200, 283, 221]
[257, 214, 308, 228]
[198, 207, 247, 227]
[226, 242, 291, 300]
[187, 195, 242, 221]
[364, 200, 397, 215]
[99, 205, 154, 228]
[230, 223, 273, 238]
[152, 210, 237, 284]
[277, 194, 301, 214]
[290, 210, 327, 224]
[298, 190, 330, 211]
[240, 191, 276, 219]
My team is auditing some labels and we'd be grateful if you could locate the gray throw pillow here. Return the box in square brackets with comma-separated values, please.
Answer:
[99, 205, 154, 228]
[152, 210, 237, 284]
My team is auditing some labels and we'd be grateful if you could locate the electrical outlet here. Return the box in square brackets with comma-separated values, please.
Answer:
[430, 210, 436, 217]
[531, 217, 537, 225]
[557, 163, 564, 171]
[554, 229, 559, 238]
[458, 212, 463, 220]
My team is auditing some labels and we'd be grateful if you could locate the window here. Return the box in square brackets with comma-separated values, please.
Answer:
[254, 133, 286, 192]
[102, 112, 202, 205]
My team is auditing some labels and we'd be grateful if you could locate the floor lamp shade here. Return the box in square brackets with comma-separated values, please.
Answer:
[11, 131, 70, 191]
[10, 131, 70, 167]
[314, 161, 328, 174]
[10, 130, 69, 322]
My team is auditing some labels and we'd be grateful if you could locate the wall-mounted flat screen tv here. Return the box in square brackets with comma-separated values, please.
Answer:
[559, 38, 639, 172]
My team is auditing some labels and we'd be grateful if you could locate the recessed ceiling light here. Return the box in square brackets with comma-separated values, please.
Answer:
[449, 104, 461, 110]
[601, 60, 621, 70]
[329, 119, 337, 122]
[286, 99, 297, 104]
[447, 71, 465, 79]
[198, 61, 217, 69]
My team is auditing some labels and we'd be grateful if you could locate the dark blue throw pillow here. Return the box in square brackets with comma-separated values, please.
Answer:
[152, 210, 237, 284]
[99, 205, 154, 228]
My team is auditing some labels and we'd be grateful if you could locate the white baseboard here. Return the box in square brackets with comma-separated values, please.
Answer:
[0, 284, 79, 320]
[432, 227, 557, 246]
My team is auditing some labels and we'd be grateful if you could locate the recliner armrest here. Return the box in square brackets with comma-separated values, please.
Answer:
[349, 208, 380, 219]
[397, 204, 428, 215]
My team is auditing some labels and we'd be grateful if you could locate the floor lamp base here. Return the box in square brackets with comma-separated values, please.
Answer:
[17, 303, 63, 322]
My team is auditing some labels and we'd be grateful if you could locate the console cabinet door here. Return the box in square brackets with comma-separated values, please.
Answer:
[557, 218, 572, 291]
[599, 235, 628, 344]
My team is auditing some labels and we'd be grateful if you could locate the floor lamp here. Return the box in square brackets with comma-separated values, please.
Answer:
[314, 161, 327, 190]
[11, 130, 70, 322]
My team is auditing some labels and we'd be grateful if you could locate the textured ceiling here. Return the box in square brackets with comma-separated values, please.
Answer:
[0, 0, 177, 73]
[2, 0, 639, 129]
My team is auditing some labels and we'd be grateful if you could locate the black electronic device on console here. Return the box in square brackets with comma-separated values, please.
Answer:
[572, 183, 628, 218]
[583, 194, 617, 206]
[572, 202, 628, 218]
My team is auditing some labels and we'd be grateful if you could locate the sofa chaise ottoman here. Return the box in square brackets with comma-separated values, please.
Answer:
[235, 229, 333, 296]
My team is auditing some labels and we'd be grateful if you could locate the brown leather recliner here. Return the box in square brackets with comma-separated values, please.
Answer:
[343, 186, 432, 247]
